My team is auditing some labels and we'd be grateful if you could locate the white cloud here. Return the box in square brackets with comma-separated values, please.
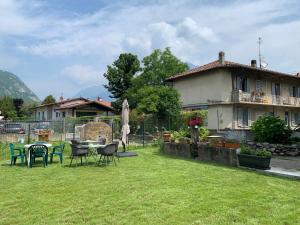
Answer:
[61, 64, 102, 85]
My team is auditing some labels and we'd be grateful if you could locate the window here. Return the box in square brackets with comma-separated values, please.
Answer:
[271, 83, 280, 96]
[56, 112, 59, 118]
[38, 112, 40, 119]
[293, 112, 300, 126]
[285, 112, 289, 126]
[290, 86, 300, 97]
[62, 112, 66, 118]
[256, 80, 263, 92]
[236, 76, 248, 92]
[42, 112, 45, 120]
[237, 107, 248, 127]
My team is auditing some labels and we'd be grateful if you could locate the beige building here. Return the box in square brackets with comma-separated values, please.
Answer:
[33, 97, 114, 121]
[167, 52, 300, 132]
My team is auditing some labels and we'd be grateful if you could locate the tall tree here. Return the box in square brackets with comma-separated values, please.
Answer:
[0, 96, 17, 119]
[13, 98, 24, 117]
[132, 86, 181, 119]
[42, 95, 56, 105]
[134, 47, 188, 87]
[104, 53, 140, 111]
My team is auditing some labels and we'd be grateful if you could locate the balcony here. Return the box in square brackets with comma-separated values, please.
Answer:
[231, 90, 300, 107]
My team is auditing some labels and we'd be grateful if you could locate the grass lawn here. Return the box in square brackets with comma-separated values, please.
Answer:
[0, 145, 299, 225]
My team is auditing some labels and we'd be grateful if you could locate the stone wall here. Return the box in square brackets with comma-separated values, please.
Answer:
[164, 143, 238, 167]
[246, 142, 300, 156]
[81, 122, 112, 143]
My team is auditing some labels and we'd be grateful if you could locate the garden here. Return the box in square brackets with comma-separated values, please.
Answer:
[1, 144, 300, 225]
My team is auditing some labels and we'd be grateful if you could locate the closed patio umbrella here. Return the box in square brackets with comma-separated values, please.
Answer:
[121, 99, 130, 151]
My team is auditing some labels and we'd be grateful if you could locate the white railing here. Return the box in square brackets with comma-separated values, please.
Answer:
[231, 90, 300, 106]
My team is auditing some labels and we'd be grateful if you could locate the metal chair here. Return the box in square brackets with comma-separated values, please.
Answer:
[97, 143, 117, 166]
[69, 143, 88, 167]
[112, 140, 120, 161]
[28, 145, 48, 168]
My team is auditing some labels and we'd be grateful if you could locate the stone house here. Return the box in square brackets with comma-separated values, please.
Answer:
[167, 52, 300, 136]
[33, 97, 114, 121]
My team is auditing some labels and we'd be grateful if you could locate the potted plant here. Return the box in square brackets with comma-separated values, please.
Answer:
[163, 131, 171, 142]
[209, 138, 224, 147]
[224, 139, 240, 149]
[237, 145, 272, 170]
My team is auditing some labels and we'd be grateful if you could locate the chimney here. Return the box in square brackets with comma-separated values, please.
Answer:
[218, 51, 225, 65]
[59, 95, 64, 102]
[97, 96, 103, 102]
[251, 60, 257, 68]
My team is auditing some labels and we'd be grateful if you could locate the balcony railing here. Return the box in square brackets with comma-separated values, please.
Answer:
[232, 90, 300, 106]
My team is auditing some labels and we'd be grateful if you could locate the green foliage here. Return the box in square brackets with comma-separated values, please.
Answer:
[240, 145, 272, 158]
[42, 95, 56, 105]
[135, 47, 188, 87]
[104, 53, 140, 111]
[199, 127, 209, 141]
[171, 129, 189, 142]
[132, 86, 181, 119]
[251, 114, 292, 143]
[0, 96, 16, 118]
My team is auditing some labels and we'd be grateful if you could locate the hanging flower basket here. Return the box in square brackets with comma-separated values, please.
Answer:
[187, 117, 203, 127]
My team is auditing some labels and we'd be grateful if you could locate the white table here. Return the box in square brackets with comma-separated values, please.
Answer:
[24, 143, 52, 167]
[88, 144, 106, 162]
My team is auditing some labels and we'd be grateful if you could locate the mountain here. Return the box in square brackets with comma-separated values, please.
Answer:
[0, 70, 40, 102]
[187, 62, 197, 69]
[73, 85, 111, 101]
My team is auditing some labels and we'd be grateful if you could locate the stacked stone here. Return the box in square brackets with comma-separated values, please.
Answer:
[246, 142, 300, 156]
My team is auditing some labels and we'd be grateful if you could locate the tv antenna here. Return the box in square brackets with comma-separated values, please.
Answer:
[258, 37, 268, 69]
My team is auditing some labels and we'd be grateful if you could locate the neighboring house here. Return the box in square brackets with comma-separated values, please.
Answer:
[33, 97, 114, 121]
[167, 51, 300, 133]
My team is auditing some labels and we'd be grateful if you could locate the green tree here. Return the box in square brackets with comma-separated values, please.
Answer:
[20, 102, 38, 118]
[42, 95, 56, 105]
[0, 96, 17, 119]
[132, 86, 181, 119]
[134, 47, 188, 87]
[104, 53, 140, 111]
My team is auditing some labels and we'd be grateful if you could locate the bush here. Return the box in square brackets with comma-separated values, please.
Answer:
[251, 115, 292, 144]
[240, 145, 272, 158]
[199, 127, 209, 141]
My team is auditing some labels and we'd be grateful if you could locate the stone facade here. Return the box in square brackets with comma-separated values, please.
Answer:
[246, 142, 300, 157]
[164, 142, 238, 167]
[81, 122, 112, 143]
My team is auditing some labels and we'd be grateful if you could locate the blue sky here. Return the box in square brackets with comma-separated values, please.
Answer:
[1, 0, 300, 100]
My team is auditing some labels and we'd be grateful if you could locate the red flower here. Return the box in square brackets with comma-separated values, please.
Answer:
[188, 117, 203, 126]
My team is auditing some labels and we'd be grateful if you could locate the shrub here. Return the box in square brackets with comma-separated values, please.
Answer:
[251, 115, 292, 144]
[199, 127, 209, 141]
[240, 145, 272, 158]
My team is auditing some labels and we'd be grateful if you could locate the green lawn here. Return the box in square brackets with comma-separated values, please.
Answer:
[0, 145, 299, 225]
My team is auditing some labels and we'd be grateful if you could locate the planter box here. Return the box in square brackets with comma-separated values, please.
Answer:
[238, 154, 271, 170]
[224, 143, 240, 149]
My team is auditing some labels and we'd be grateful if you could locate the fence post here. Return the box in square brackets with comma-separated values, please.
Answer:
[27, 123, 31, 144]
[142, 119, 145, 147]
[111, 119, 114, 142]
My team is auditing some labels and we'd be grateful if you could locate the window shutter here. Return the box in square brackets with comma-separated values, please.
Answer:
[233, 75, 237, 90]
[297, 87, 300, 98]
[271, 83, 275, 95]
[237, 108, 243, 127]
[246, 78, 250, 92]
[289, 86, 293, 97]
[247, 108, 251, 126]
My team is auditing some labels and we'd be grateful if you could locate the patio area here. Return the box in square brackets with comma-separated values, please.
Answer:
[0, 145, 299, 225]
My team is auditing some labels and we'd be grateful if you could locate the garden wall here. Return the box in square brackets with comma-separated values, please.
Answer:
[164, 143, 238, 167]
[246, 142, 300, 156]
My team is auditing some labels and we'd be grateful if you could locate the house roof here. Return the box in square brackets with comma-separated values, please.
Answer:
[34, 97, 114, 111]
[167, 59, 300, 81]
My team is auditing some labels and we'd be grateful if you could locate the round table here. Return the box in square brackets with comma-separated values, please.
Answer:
[24, 143, 52, 167]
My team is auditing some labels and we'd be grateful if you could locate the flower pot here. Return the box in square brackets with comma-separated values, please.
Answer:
[224, 143, 240, 149]
[238, 154, 271, 170]
[163, 133, 171, 142]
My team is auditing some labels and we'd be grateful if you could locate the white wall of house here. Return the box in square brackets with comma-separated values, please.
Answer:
[172, 68, 232, 107]
[208, 104, 233, 130]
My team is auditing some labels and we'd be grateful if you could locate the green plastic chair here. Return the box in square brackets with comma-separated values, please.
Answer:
[50, 143, 65, 164]
[29, 145, 48, 168]
[9, 143, 26, 166]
